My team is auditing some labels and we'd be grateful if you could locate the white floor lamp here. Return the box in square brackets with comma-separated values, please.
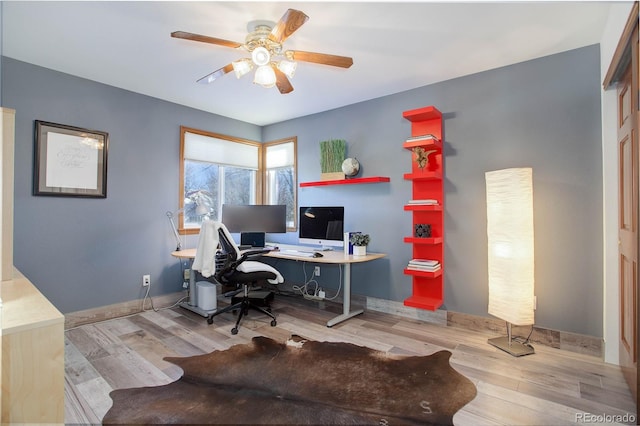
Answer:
[485, 167, 535, 356]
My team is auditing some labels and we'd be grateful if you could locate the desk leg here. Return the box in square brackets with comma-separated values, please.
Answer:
[188, 261, 197, 306]
[326, 263, 364, 327]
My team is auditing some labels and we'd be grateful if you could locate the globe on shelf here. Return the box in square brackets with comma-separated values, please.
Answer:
[341, 157, 360, 177]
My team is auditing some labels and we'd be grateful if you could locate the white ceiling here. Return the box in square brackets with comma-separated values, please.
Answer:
[2, 1, 615, 126]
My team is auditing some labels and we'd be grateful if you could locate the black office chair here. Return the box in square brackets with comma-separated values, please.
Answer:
[201, 221, 283, 335]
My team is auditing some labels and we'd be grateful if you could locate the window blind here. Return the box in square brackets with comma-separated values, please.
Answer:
[184, 132, 258, 169]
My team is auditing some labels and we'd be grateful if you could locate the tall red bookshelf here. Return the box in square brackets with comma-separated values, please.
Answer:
[402, 106, 444, 310]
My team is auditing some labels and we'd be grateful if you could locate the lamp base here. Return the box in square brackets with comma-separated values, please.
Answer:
[488, 336, 535, 357]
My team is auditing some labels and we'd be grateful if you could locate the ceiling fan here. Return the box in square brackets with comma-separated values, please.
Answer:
[171, 9, 353, 94]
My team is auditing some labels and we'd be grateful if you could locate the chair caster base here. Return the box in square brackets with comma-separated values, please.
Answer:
[231, 327, 238, 335]
[270, 319, 277, 327]
[207, 317, 213, 325]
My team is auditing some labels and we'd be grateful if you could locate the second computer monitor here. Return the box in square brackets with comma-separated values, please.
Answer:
[221, 204, 287, 240]
[298, 206, 344, 248]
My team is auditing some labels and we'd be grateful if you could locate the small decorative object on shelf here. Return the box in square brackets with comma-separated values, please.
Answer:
[414, 224, 432, 238]
[341, 157, 360, 177]
[320, 138, 346, 181]
[412, 146, 438, 170]
[350, 233, 370, 256]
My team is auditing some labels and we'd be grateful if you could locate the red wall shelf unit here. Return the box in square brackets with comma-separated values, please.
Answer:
[300, 176, 390, 187]
[402, 105, 444, 311]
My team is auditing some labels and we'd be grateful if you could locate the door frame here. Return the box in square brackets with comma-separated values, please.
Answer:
[603, 0, 639, 405]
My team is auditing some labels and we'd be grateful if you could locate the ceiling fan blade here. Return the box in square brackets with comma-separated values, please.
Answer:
[287, 50, 353, 68]
[268, 9, 309, 44]
[273, 66, 294, 94]
[171, 31, 242, 49]
[197, 64, 234, 84]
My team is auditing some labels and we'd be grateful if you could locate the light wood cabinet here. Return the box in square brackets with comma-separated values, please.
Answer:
[2, 269, 65, 423]
[0, 107, 64, 423]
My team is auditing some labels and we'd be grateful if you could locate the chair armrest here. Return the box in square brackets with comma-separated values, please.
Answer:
[239, 247, 273, 260]
[228, 248, 274, 271]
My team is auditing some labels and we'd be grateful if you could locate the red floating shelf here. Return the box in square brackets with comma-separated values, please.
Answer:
[403, 204, 443, 212]
[300, 176, 390, 187]
[403, 237, 443, 245]
[403, 171, 442, 181]
[403, 138, 442, 150]
[403, 268, 443, 278]
[402, 105, 443, 122]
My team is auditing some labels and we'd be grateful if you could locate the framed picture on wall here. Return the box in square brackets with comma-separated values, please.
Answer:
[33, 120, 109, 198]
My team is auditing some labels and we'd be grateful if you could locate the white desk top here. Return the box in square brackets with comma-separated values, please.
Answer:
[171, 247, 385, 264]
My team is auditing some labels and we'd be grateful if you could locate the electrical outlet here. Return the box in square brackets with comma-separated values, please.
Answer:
[314, 266, 320, 276]
[142, 274, 150, 287]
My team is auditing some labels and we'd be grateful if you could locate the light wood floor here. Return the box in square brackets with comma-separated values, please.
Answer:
[64, 294, 637, 425]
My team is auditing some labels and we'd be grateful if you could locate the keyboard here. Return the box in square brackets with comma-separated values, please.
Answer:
[280, 249, 315, 258]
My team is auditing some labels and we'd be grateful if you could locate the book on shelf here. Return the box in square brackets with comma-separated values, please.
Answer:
[406, 265, 441, 272]
[407, 259, 441, 272]
[343, 231, 361, 255]
[407, 264, 441, 272]
[407, 199, 438, 205]
[405, 134, 438, 143]
[409, 258, 439, 266]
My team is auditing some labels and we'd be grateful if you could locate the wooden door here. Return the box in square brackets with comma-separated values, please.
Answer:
[617, 31, 638, 400]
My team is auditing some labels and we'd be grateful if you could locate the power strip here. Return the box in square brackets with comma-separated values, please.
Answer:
[305, 294, 324, 301]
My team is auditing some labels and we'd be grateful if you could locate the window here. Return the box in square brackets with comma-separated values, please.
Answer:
[179, 127, 297, 233]
[264, 138, 297, 230]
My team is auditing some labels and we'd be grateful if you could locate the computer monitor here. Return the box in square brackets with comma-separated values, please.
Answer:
[222, 204, 287, 247]
[298, 206, 344, 248]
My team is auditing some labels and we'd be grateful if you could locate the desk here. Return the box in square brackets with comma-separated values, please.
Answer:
[265, 250, 386, 326]
[172, 248, 386, 327]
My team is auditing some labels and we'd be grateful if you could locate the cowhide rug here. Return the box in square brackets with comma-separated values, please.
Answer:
[103, 336, 476, 425]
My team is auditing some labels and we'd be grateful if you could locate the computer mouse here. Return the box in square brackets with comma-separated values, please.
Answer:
[313, 252, 324, 258]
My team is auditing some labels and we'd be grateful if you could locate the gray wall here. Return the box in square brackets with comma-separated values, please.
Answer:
[3, 43, 603, 337]
[2, 57, 260, 313]
[264, 44, 603, 337]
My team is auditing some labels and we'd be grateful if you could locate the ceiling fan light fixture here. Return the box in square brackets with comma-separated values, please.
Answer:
[277, 60, 297, 78]
[253, 65, 276, 88]
[251, 46, 271, 66]
[232, 59, 253, 78]
[173, 8, 354, 94]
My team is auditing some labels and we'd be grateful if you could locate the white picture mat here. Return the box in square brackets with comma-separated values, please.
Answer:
[45, 132, 99, 190]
